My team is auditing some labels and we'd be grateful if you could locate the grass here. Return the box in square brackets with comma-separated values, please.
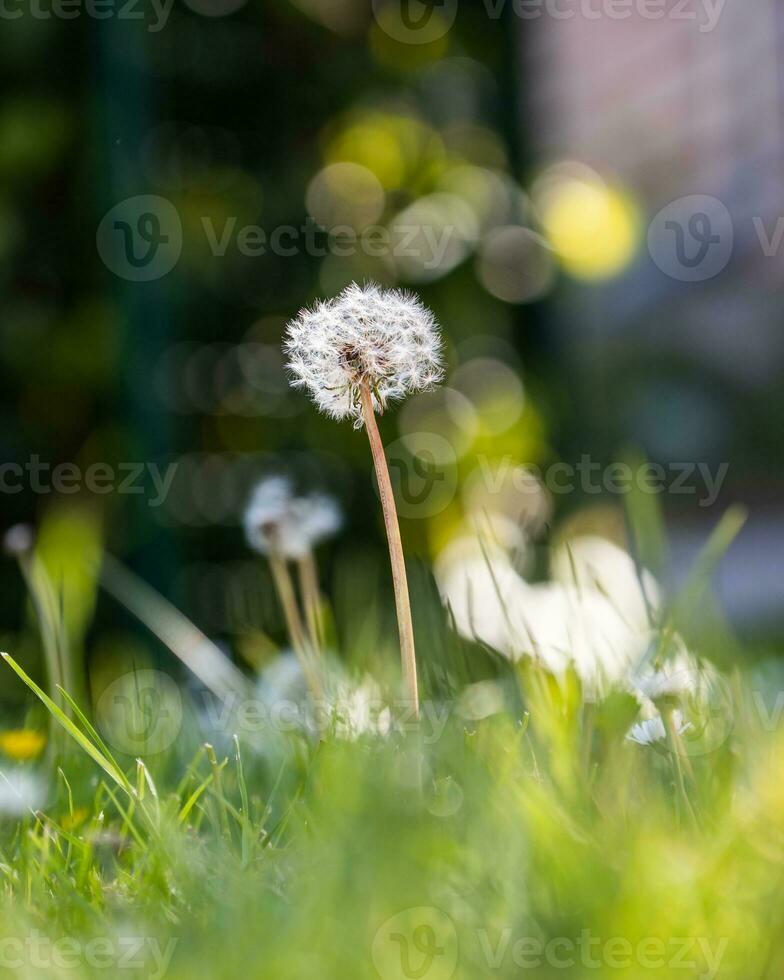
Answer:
[0, 499, 783, 979]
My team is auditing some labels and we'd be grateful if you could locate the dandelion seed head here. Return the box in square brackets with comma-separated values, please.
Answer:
[243, 477, 342, 559]
[284, 282, 444, 427]
[293, 493, 343, 546]
[257, 654, 391, 741]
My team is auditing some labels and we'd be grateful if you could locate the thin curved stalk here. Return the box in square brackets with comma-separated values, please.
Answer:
[360, 382, 419, 719]
[298, 551, 325, 653]
[268, 551, 323, 701]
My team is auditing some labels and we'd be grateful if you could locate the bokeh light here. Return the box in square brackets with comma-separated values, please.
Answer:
[476, 225, 556, 304]
[390, 193, 478, 282]
[450, 357, 525, 435]
[398, 387, 479, 461]
[324, 112, 444, 190]
[306, 161, 385, 231]
[534, 164, 640, 280]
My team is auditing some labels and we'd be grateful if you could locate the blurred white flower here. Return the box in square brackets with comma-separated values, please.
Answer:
[0, 768, 46, 816]
[551, 535, 658, 630]
[435, 536, 525, 656]
[435, 532, 653, 696]
[512, 582, 649, 692]
[284, 282, 444, 427]
[256, 653, 391, 741]
[626, 710, 692, 746]
[631, 641, 700, 702]
[322, 675, 392, 741]
[244, 477, 342, 559]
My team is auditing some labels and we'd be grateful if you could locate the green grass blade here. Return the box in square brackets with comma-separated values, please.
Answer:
[1, 652, 131, 795]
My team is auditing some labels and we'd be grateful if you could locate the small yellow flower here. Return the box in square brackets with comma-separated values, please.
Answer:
[0, 729, 47, 761]
[61, 807, 88, 832]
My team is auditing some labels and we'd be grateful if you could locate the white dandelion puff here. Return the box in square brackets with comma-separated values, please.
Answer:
[256, 653, 392, 741]
[243, 477, 342, 560]
[284, 281, 444, 428]
[243, 476, 297, 556]
[243, 478, 342, 694]
[294, 493, 343, 546]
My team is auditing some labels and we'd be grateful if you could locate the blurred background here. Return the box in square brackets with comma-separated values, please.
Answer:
[1, 0, 782, 700]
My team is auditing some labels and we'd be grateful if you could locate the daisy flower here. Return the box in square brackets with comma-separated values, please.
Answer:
[626, 710, 692, 746]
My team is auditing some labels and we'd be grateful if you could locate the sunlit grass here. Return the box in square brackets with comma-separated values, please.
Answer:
[0, 498, 781, 979]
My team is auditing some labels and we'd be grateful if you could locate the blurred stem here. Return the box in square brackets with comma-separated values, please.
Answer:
[205, 743, 231, 841]
[360, 382, 419, 719]
[297, 551, 324, 653]
[268, 550, 322, 700]
[17, 552, 65, 702]
[665, 710, 699, 829]
[13, 549, 70, 761]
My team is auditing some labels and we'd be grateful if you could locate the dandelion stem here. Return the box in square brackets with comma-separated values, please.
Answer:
[360, 382, 419, 719]
[268, 550, 322, 700]
[297, 551, 325, 653]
